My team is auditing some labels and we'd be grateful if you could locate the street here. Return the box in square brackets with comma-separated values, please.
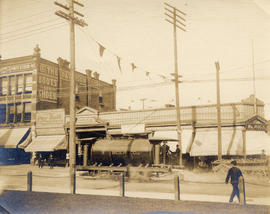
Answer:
[0, 165, 269, 206]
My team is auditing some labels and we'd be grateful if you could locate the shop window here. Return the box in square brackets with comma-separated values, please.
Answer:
[24, 74, 32, 93]
[0, 104, 6, 123]
[17, 75, 23, 94]
[23, 102, 31, 122]
[0, 77, 8, 96]
[99, 96, 103, 104]
[16, 103, 23, 123]
[8, 104, 14, 123]
[9, 76, 16, 95]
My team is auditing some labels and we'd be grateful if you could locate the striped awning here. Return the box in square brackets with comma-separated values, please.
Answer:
[189, 127, 243, 156]
[0, 128, 31, 148]
[24, 135, 67, 152]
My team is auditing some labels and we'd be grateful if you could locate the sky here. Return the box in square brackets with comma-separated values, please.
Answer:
[1, 0, 270, 118]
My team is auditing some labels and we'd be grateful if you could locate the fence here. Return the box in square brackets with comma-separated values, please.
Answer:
[1, 167, 270, 204]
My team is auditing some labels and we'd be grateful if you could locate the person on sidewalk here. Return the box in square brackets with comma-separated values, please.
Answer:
[37, 153, 43, 168]
[225, 160, 243, 203]
[48, 153, 54, 169]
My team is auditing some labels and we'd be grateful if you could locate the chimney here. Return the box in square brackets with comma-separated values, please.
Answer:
[112, 79, 116, 87]
[85, 69, 92, 78]
[57, 57, 70, 68]
[33, 44, 41, 57]
[93, 72, 99, 80]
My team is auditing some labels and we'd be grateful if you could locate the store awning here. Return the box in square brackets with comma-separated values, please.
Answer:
[240, 131, 270, 155]
[92, 139, 153, 153]
[24, 135, 67, 152]
[190, 127, 243, 157]
[149, 129, 192, 153]
[0, 128, 31, 148]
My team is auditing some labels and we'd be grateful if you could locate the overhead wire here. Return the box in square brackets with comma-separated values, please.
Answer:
[1, 19, 63, 36]
[0, 22, 67, 43]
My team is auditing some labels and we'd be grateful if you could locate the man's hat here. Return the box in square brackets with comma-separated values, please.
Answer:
[231, 160, 237, 165]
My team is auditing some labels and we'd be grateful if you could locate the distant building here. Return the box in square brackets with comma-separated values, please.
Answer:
[0, 45, 116, 164]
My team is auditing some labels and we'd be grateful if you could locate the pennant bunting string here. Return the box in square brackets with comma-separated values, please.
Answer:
[117, 56, 122, 73]
[98, 43, 105, 57]
[131, 63, 137, 72]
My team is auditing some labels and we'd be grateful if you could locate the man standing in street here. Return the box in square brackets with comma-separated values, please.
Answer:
[225, 160, 243, 203]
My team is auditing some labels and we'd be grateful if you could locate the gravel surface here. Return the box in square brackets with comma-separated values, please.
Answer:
[0, 190, 269, 214]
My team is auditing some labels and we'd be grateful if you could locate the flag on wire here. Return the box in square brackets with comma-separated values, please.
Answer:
[131, 63, 137, 72]
[98, 43, 105, 57]
[117, 56, 122, 73]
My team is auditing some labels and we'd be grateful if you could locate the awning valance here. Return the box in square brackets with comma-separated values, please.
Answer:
[24, 135, 67, 152]
[190, 127, 243, 156]
[242, 131, 270, 155]
[0, 128, 31, 148]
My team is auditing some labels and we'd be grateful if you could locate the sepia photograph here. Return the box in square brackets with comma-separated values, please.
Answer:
[0, 0, 270, 213]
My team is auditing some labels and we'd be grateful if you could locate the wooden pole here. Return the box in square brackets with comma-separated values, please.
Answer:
[242, 129, 247, 159]
[27, 171, 32, 192]
[174, 175, 180, 200]
[120, 173, 125, 197]
[215, 61, 222, 160]
[173, 8, 183, 167]
[252, 40, 257, 115]
[83, 144, 88, 167]
[69, 0, 76, 194]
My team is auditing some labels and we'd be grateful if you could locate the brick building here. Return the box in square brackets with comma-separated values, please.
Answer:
[0, 45, 116, 127]
[0, 45, 116, 164]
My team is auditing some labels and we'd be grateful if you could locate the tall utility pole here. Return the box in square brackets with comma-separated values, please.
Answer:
[140, 98, 147, 110]
[252, 39, 257, 115]
[55, 0, 87, 194]
[164, 2, 186, 167]
[215, 61, 222, 160]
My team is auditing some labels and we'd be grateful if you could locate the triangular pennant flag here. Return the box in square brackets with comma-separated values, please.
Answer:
[98, 43, 105, 57]
[117, 56, 122, 73]
[158, 74, 166, 79]
[131, 63, 137, 72]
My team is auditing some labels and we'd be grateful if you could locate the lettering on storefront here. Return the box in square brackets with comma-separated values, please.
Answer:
[0, 63, 34, 75]
[246, 123, 266, 131]
[36, 109, 65, 128]
[38, 74, 57, 103]
[39, 64, 58, 77]
[60, 69, 86, 84]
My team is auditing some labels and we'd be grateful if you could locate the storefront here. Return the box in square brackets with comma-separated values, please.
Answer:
[0, 127, 31, 165]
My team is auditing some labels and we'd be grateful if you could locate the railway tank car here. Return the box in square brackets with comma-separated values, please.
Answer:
[90, 138, 154, 166]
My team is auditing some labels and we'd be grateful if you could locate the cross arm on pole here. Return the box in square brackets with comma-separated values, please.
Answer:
[164, 8, 186, 22]
[164, 2, 186, 16]
[73, 0, 84, 7]
[55, 1, 84, 17]
[164, 13, 186, 27]
[165, 19, 186, 32]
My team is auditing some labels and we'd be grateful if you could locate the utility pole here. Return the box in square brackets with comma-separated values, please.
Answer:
[164, 2, 186, 167]
[252, 39, 257, 115]
[55, 0, 87, 194]
[215, 61, 222, 161]
[140, 98, 147, 110]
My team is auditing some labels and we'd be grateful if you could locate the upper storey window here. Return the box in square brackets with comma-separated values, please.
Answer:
[17, 75, 23, 94]
[24, 74, 32, 93]
[0, 77, 8, 96]
[9, 76, 16, 95]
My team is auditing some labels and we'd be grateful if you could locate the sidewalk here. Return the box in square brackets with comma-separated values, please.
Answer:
[0, 165, 269, 206]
